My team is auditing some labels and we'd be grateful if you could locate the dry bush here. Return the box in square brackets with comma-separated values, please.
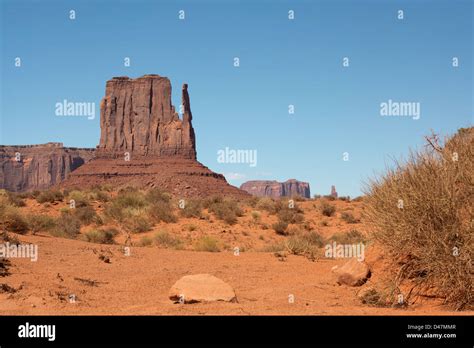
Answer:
[0, 205, 29, 234]
[363, 128, 473, 310]
[68, 190, 90, 207]
[340, 212, 359, 224]
[84, 229, 116, 244]
[36, 190, 64, 204]
[272, 220, 288, 235]
[206, 198, 243, 225]
[27, 214, 56, 234]
[73, 206, 97, 225]
[194, 235, 220, 252]
[320, 200, 336, 217]
[149, 201, 177, 223]
[154, 230, 183, 249]
[179, 199, 203, 218]
[52, 212, 81, 238]
[329, 229, 366, 244]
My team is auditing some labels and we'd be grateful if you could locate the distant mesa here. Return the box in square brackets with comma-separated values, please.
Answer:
[0, 143, 94, 192]
[0, 75, 248, 198]
[240, 179, 310, 198]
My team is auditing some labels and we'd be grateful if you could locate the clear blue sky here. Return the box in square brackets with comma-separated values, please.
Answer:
[1, 0, 472, 197]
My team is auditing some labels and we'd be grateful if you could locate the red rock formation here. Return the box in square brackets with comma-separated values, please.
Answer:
[60, 75, 248, 198]
[240, 179, 310, 198]
[330, 185, 338, 198]
[97, 75, 196, 159]
[0, 143, 95, 192]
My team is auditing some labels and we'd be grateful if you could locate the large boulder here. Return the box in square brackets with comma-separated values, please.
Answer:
[333, 259, 370, 286]
[169, 274, 237, 303]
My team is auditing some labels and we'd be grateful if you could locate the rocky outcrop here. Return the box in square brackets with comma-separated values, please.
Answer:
[60, 75, 248, 198]
[0, 143, 95, 192]
[240, 179, 310, 198]
[97, 75, 196, 159]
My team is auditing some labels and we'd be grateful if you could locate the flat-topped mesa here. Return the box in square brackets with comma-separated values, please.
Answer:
[97, 75, 196, 159]
[240, 179, 311, 198]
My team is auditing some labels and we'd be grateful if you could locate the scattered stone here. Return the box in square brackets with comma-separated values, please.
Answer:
[334, 258, 370, 286]
[0, 283, 16, 293]
[169, 274, 237, 303]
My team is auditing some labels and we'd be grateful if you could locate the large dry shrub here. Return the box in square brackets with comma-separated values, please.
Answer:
[363, 128, 473, 310]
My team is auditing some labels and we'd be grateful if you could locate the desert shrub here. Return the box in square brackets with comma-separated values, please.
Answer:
[251, 211, 261, 222]
[73, 206, 97, 225]
[261, 242, 286, 253]
[277, 207, 304, 224]
[207, 199, 243, 225]
[363, 128, 474, 310]
[340, 211, 359, 224]
[6, 192, 26, 207]
[138, 236, 153, 247]
[84, 229, 116, 244]
[149, 201, 177, 223]
[105, 190, 148, 222]
[255, 197, 277, 214]
[179, 199, 203, 218]
[154, 231, 183, 249]
[246, 196, 260, 208]
[329, 229, 366, 244]
[186, 224, 197, 231]
[68, 190, 90, 207]
[338, 196, 351, 202]
[285, 236, 312, 255]
[272, 220, 289, 235]
[323, 195, 337, 201]
[1, 208, 29, 234]
[124, 210, 153, 233]
[36, 190, 64, 204]
[145, 188, 171, 205]
[320, 201, 336, 217]
[301, 231, 326, 247]
[194, 235, 220, 252]
[52, 212, 81, 238]
[27, 214, 56, 234]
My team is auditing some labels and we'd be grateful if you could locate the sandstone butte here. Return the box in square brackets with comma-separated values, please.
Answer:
[240, 179, 310, 198]
[0, 75, 248, 198]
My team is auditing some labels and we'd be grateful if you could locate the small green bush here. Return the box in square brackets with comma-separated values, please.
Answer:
[27, 214, 56, 234]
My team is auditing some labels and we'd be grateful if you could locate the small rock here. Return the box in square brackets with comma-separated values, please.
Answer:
[169, 274, 237, 303]
[334, 258, 370, 286]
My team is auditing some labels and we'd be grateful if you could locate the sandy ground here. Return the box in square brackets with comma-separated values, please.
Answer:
[0, 234, 470, 316]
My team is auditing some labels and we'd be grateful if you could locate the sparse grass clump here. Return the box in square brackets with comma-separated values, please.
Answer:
[194, 235, 220, 252]
[154, 231, 184, 249]
[364, 128, 474, 310]
[251, 211, 261, 222]
[36, 190, 64, 204]
[320, 200, 336, 217]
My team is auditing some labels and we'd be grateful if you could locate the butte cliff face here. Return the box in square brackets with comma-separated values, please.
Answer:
[60, 75, 247, 198]
[240, 179, 310, 198]
[0, 143, 95, 192]
[97, 75, 196, 159]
